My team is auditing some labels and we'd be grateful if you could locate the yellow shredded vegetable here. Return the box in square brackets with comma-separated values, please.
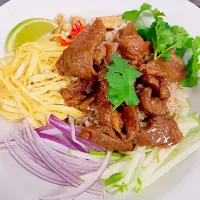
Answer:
[0, 40, 82, 128]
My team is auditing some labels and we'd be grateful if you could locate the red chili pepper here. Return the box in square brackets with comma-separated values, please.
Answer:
[57, 36, 72, 46]
[70, 20, 87, 39]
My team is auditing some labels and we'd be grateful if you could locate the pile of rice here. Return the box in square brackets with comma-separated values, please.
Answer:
[167, 83, 188, 116]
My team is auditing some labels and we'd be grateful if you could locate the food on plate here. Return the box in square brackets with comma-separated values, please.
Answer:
[1, 2, 200, 200]
[90, 15, 123, 28]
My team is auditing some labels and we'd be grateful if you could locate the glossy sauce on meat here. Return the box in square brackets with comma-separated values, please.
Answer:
[120, 105, 139, 141]
[139, 87, 169, 116]
[79, 125, 133, 151]
[137, 116, 183, 147]
[56, 18, 106, 80]
[115, 23, 152, 66]
[139, 49, 187, 82]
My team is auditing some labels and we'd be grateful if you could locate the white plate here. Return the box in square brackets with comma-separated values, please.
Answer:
[0, 0, 200, 199]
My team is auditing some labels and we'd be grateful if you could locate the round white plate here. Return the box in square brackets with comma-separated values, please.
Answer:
[0, 0, 200, 199]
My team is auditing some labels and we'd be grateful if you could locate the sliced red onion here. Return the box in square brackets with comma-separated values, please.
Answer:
[38, 133, 71, 151]
[11, 130, 41, 160]
[49, 115, 81, 133]
[38, 133, 102, 167]
[35, 125, 56, 133]
[10, 131, 48, 170]
[25, 129, 101, 171]
[27, 127, 103, 194]
[0, 140, 16, 149]
[40, 130, 86, 152]
[3, 138, 70, 186]
[70, 120, 88, 152]
[48, 114, 106, 152]
[3, 126, 109, 198]
[43, 139, 102, 167]
[40, 151, 111, 200]
[42, 140, 101, 172]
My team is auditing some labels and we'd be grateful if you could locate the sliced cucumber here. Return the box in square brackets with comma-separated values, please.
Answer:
[143, 139, 200, 189]
[177, 114, 200, 135]
[177, 98, 190, 118]
[101, 155, 131, 180]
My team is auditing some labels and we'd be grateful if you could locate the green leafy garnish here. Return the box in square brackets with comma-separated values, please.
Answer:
[138, 19, 190, 60]
[104, 173, 123, 186]
[181, 36, 200, 87]
[122, 3, 165, 23]
[104, 55, 142, 110]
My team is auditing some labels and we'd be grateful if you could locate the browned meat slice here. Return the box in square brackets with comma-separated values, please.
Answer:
[160, 84, 171, 99]
[96, 68, 124, 134]
[137, 116, 183, 147]
[61, 78, 95, 110]
[139, 50, 187, 82]
[56, 18, 106, 80]
[104, 43, 119, 65]
[140, 76, 171, 99]
[120, 105, 139, 141]
[139, 62, 167, 77]
[144, 41, 153, 57]
[158, 50, 187, 82]
[96, 67, 112, 124]
[139, 87, 169, 116]
[79, 97, 95, 111]
[93, 44, 107, 65]
[79, 125, 133, 151]
[140, 76, 160, 92]
[96, 78, 113, 127]
[111, 110, 124, 133]
[115, 23, 152, 66]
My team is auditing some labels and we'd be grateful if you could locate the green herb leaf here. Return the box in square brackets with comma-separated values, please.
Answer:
[137, 27, 152, 41]
[180, 36, 200, 87]
[122, 3, 165, 23]
[104, 55, 142, 110]
[138, 19, 190, 60]
[152, 8, 165, 20]
[122, 10, 139, 22]
[180, 74, 199, 87]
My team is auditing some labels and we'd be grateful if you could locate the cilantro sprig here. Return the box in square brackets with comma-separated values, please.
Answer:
[104, 55, 142, 110]
[122, 3, 165, 23]
[138, 20, 190, 60]
[122, 3, 190, 60]
[122, 2, 200, 87]
[181, 36, 200, 87]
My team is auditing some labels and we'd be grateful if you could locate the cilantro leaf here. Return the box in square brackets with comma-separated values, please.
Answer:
[170, 26, 190, 49]
[180, 74, 199, 87]
[180, 36, 200, 87]
[122, 3, 165, 23]
[175, 37, 193, 57]
[137, 27, 152, 40]
[104, 55, 142, 110]
[122, 10, 139, 22]
[152, 8, 165, 20]
[137, 19, 190, 60]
